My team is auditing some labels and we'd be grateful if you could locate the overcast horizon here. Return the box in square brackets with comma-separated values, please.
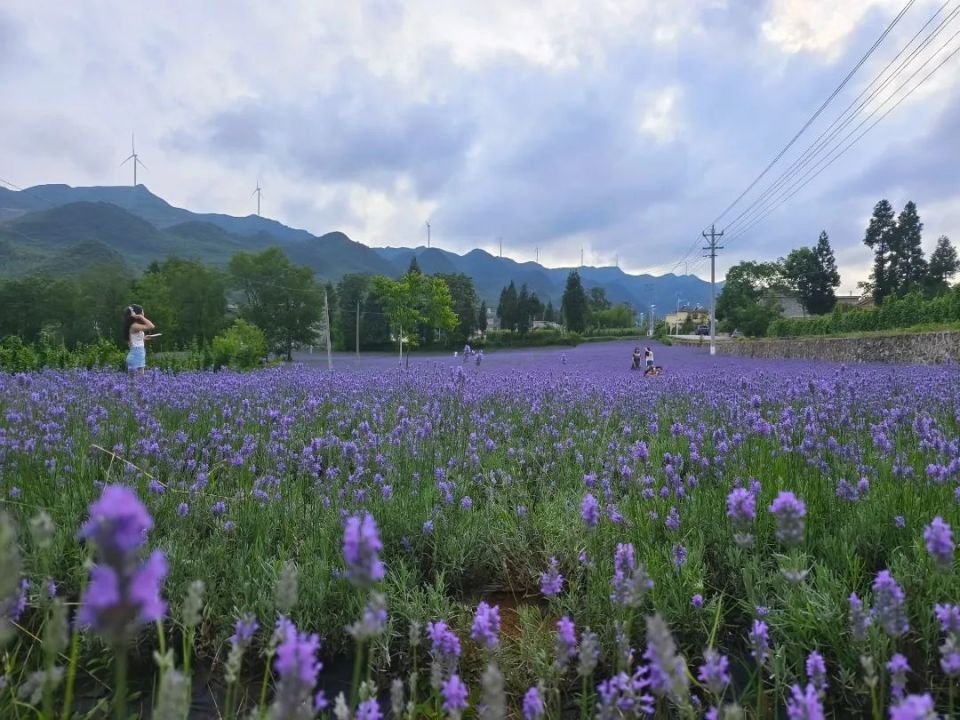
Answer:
[2, 1, 958, 291]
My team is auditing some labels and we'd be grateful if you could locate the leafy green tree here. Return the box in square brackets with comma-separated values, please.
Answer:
[863, 199, 897, 305]
[373, 271, 457, 352]
[477, 300, 488, 335]
[716, 261, 785, 336]
[561, 270, 588, 333]
[588, 287, 611, 312]
[361, 288, 392, 350]
[335, 274, 371, 351]
[437, 273, 480, 346]
[926, 235, 959, 296]
[497, 282, 519, 332]
[782, 231, 840, 315]
[889, 201, 927, 296]
[211, 319, 267, 370]
[544, 301, 556, 323]
[229, 247, 323, 360]
[592, 303, 636, 329]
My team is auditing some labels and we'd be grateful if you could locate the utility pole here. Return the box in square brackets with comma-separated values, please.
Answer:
[615, 254, 619, 269]
[426, 220, 431, 248]
[324, 289, 333, 370]
[702, 224, 724, 357]
[649, 304, 656, 336]
[535, 246, 539, 264]
[499, 237, 502, 258]
[355, 300, 360, 358]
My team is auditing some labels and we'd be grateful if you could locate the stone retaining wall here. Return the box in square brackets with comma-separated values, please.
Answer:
[702, 331, 960, 365]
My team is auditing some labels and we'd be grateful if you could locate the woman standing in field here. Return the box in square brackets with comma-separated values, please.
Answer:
[123, 304, 156, 374]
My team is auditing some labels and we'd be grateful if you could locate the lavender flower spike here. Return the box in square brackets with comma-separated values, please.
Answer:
[872, 570, 909, 638]
[342, 513, 385, 589]
[924, 516, 955, 571]
[769, 491, 806, 546]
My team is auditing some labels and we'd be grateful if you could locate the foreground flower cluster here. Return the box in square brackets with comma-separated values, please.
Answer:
[1, 341, 958, 717]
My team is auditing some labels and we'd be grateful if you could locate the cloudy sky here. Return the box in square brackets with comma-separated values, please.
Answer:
[2, 0, 959, 287]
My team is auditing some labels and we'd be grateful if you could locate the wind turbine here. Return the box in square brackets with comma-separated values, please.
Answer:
[252, 179, 263, 216]
[425, 220, 431, 248]
[120, 134, 146, 187]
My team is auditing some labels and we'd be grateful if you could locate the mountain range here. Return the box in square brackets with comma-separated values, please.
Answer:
[0, 184, 715, 312]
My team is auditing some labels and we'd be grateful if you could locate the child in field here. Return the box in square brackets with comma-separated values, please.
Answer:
[475, 349, 483, 366]
[644, 347, 654, 372]
[123, 304, 156, 374]
[632, 346, 642, 370]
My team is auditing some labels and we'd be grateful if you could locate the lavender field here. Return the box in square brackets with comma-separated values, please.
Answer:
[2, 340, 959, 719]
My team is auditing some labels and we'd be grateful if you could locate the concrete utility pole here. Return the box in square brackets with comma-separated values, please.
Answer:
[580, 247, 584, 267]
[356, 300, 360, 358]
[702, 224, 725, 357]
[649, 304, 656, 336]
[324, 289, 333, 370]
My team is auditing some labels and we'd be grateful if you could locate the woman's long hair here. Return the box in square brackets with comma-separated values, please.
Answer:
[122, 304, 143, 342]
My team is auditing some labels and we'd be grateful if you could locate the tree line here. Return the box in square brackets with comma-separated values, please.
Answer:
[495, 270, 636, 335]
[717, 198, 958, 336]
[0, 249, 487, 358]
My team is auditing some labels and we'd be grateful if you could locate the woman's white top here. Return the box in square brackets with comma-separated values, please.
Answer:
[130, 330, 145, 348]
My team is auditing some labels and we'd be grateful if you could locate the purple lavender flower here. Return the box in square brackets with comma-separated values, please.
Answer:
[471, 601, 501, 650]
[271, 619, 322, 719]
[848, 592, 872, 641]
[727, 487, 756, 527]
[749, 620, 770, 666]
[356, 699, 382, 720]
[460, 496, 473, 510]
[786, 683, 824, 720]
[665, 506, 680, 531]
[427, 620, 462, 661]
[889, 693, 937, 720]
[540, 557, 564, 598]
[644, 613, 690, 705]
[924, 516, 954, 571]
[610, 543, 653, 607]
[769, 491, 806, 546]
[230, 613, 259, 650]
[691, 594, 704, 609]
[581, 492, 599, 529]
[672, 543, 687, 569]
[697, 649, 730, 696]
[77, 486, 167, 642]
[342, 513, 385, 589]
[522, 686, 545, 720]
[78, 485, 152, 561]
[887, 653, 910, 700]
[872, 570, 909, 638]
[347, 592, 388, 641]
[554, 616, 577, 669]
[895, 515, 906, 528]
[441, 674, 468, 715]
[806, 651, 827, 693]
[935, 603, 960, 634]
[596, 667, 655, 718]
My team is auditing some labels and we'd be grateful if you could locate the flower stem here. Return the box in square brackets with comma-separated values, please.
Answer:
[257, 650, 274, 714]
[579, 674, 589, 720]
[350, 639, 366, 710]
[114, 649, 128, 720]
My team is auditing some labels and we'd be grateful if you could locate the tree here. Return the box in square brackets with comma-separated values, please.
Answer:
[544, 301, 556, 323]
[136, 257, 228, 349]
[408, 256, 422, 275]
[588, 287, 611, 312]
[335, 274, 372, 352]
[926, 235, 959, 296]
[716, 261, 785, 336]
[863, 199, 897, 305]
[592, 303, 636, 329]
[497, 282, 519, 332]
[889, 201, 927, 296]
[477, 300, 488, 335]
[373, 271, 457, 352]
[229, 247, 323, 361]
[781, 231, 840, 315]
[437, 273, 480, 346]
[561, 270, 588, 333]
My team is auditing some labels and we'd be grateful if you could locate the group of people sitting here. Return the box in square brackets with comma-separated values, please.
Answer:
[632, 346, 663, 376]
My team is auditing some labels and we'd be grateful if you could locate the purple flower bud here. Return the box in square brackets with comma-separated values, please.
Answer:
[924, 516, 954, 571]
[697, 649, 730, 696]
[769, 491, 806, 546]
[342, 513, 385, 589]
[872, 570, 908, 638]
[805, 651, 827, 693]
[887, 653, 909, 701]
[786, 683, 824, 719]
[471, 602, 501, 650]
[441, 674, 468, 714]
[848, 593, 871, 641]
[581, 493, 599, 529]
[540, 557, 564, 598]
[889, 693, 936, 720]
[522, 686, 545, 720]
[749, 620, 770, 666]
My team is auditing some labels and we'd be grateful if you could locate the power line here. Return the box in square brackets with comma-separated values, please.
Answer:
[702, 225, 724, 356]
[659, 1, 917, 279]
[722, 2, 960, 239]
[725, 34, 960, 245]
[708, 0, 917, 229]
